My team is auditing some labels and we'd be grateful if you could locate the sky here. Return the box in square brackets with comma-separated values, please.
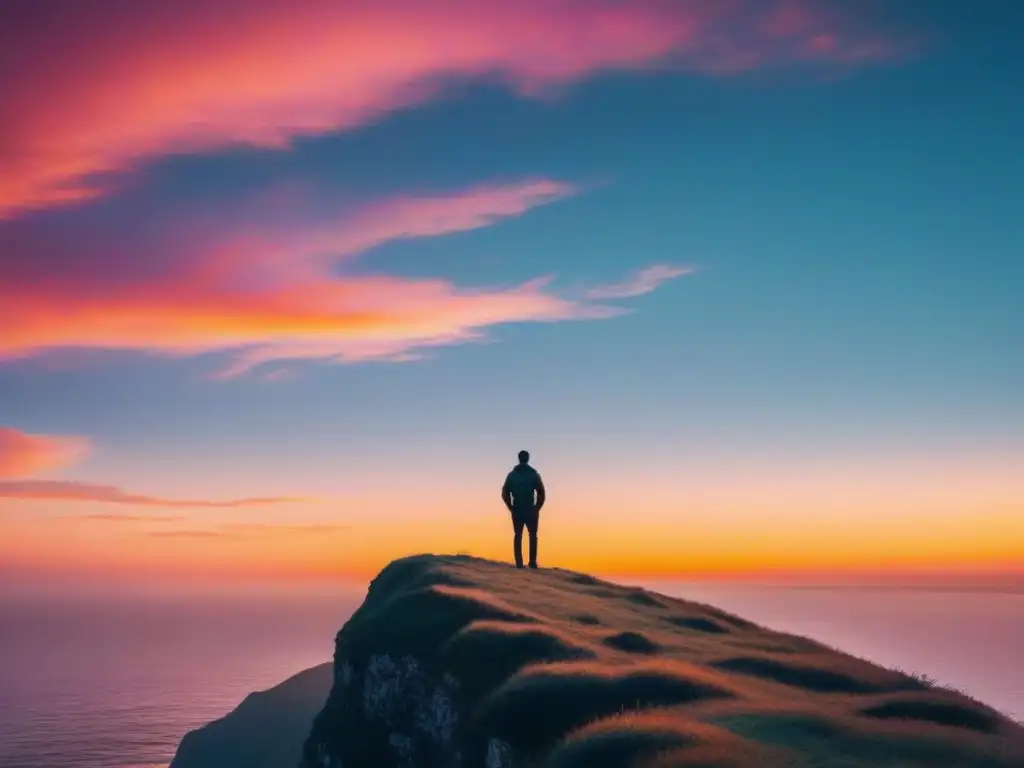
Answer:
[0, 0, 1021, 590]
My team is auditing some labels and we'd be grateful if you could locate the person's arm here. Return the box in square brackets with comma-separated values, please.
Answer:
[501, 476, 513, 512]
[535, 475, 546, 512]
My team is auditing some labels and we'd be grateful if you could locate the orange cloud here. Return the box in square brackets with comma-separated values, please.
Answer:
[0, 0, 908, 217]
[0, 480, 306, 508]
[0, 427, 89, 480]
[1, 180, 689, 374]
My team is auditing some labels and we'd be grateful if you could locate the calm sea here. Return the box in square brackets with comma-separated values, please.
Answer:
[0, 584, 1020, 768]
[0, 589, 361, 768]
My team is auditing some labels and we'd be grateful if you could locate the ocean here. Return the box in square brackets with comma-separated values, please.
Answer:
[0, 589, 361, 768]
[0, 584, 1020, 768]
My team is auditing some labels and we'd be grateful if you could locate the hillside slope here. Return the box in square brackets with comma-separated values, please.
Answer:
[169, 663, 332, 768]
[301, 554, 1024, 768]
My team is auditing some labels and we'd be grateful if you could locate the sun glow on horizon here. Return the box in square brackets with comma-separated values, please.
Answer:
[1, 2, 1021, 597]
[2, 471, 1020, 589]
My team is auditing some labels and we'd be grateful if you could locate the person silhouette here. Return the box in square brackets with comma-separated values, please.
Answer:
[501, 450, 546, 569]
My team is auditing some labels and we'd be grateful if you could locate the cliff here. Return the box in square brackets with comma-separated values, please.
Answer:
[171, 554, 1024, 767]
[169, 663, 332, 768]
[299, 555, 1024, 767]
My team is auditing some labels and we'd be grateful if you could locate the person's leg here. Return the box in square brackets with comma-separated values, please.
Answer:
[527, 513, 539, 568]
[512, 515, 525, 568]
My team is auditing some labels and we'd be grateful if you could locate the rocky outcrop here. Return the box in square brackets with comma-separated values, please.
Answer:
[299, 555, 1024, 768]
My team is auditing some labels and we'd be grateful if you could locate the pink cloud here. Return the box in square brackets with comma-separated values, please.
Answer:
[0, 428, 312, 509]
[0, 179, 638, 374]
[586, 264, 693, 299]
[0, 480, 306, 508]
[0, 427, 90, 480]
[0, 1, 908, 217]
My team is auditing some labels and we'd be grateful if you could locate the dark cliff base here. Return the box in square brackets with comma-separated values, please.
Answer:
[174, 555, 1024, 767]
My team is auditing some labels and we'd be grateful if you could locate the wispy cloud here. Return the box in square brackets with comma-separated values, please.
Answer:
[586, 264, 694, 300]
[0, 427, 90, 480]
[0, 1, 909, 217]
[0, 480, 307, 508]
[72, 513, 184, 523]
[148, 523, 351, 539]
[1, 179, 647, 375]
[220, 523, 350, 533]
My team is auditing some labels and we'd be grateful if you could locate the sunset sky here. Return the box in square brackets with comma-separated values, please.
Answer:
[1, 0, 1021, 589]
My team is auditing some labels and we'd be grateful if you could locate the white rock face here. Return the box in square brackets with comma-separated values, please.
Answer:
[416, 685, 458, 743]
[310, 652, 521, 767]
[315, 740, 343, 768]
[485, 738, 513, 768]
[339, 660, 354, 687]
[363, 654, 409, 720]
[307, 653, 466, 767]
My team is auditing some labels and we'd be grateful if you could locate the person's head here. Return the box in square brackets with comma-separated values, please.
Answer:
[517, 450, 530, 464]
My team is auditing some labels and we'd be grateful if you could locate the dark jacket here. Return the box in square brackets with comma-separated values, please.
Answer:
[502, 463, 545, 514]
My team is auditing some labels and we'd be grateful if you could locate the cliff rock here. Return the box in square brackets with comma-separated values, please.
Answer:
[170, 663, 332, 768]
[299, 555, 1024, 768]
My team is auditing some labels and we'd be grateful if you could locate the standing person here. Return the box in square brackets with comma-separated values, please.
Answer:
[501, 450, 546, 569]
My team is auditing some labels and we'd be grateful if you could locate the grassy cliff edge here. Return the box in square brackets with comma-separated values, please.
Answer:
[298, 554, 1024, 768]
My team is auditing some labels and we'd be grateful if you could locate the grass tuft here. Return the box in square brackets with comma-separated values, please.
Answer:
[860, 699, 1001, 734]
[442, 620, 595, 699]
[604, 631, 662, 655]
[475, 662, 735, 755]
[711, 656, 907, 695]
[666, 617, 730, 635]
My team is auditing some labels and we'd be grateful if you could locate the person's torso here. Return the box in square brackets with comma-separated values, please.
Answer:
[505, 465, 540, 510]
